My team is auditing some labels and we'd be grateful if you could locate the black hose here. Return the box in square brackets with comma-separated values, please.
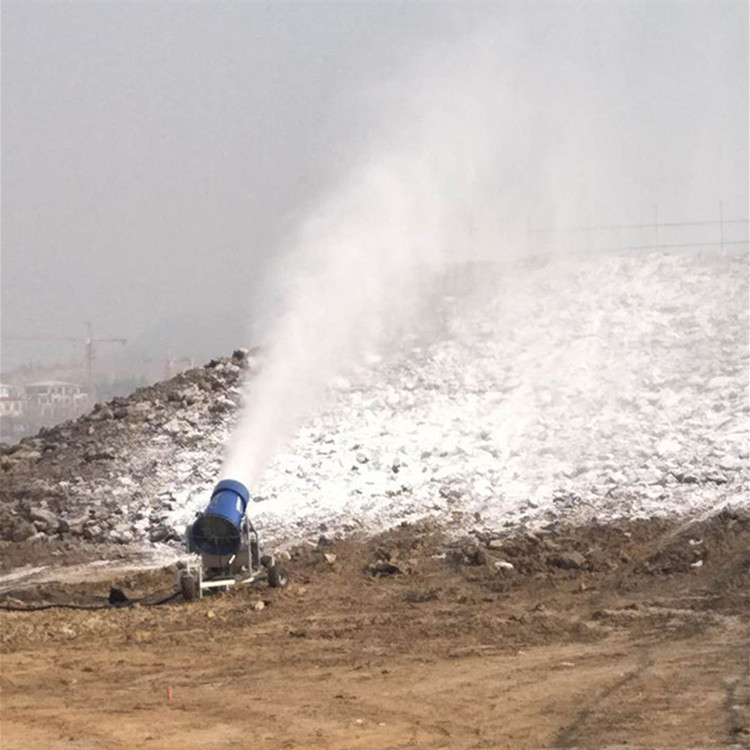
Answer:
[0, 590, 181, 612]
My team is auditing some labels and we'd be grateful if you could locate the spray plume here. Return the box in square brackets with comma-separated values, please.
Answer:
[221, 5, 745, 489]
[221, 35, 509, 486]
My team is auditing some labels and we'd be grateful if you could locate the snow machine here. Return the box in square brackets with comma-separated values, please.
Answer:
[177, 479, 288, 600]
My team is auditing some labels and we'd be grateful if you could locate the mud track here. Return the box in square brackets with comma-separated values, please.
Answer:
[1, 511, 749, 749]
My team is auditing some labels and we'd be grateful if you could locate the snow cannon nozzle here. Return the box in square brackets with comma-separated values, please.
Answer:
[191, 479, 250, 556]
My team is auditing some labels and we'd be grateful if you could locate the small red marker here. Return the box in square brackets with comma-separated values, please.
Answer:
[167, 685, 173, 701]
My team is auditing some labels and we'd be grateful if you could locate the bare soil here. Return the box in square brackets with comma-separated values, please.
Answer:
[1, 511, 749, 750]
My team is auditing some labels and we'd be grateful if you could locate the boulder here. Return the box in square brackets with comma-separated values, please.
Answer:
[67, 515, 89, 536]
[548, 551, 587, 570]
[110, 524, 135, 544]
[30, 508, 59, 533]
[149, 523, 179, 543]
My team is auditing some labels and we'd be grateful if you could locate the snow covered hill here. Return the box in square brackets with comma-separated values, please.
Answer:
[232, 247, 749, 543]
[1, 247, 747, 550]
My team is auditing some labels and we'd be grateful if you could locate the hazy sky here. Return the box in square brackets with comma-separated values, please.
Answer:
[2, 1, 748, 376]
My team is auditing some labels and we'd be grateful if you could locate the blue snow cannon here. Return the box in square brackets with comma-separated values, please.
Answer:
[191, 479, 250, 556]
[180, 478, 288, 600]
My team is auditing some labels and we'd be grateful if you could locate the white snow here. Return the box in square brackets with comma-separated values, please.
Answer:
[160, 248, 748, 546]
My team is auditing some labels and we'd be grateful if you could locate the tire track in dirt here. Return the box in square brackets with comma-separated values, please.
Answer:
[725, 631, 750, 749]
[549, 647, 653, 748]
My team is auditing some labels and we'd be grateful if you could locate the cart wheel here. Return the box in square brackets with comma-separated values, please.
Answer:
[180, 573, 198, 602]
[267, 565, 288, 588]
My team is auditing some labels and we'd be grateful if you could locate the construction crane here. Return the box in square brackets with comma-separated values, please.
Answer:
[144, 349, 194, 381]
[5, 323, 127, 400]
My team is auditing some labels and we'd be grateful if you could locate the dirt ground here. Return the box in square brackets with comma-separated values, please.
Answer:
[1, 511, 749, 750]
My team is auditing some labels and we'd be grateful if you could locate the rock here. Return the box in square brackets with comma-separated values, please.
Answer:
[162, 419, 184, 436]
[30, 508, 59, 533]
[177, 386, 201, 405]
[323, 552, 337, 564]
[129, 402, 153, 419]
[149, 523, 179, 543]
[15, 449, 42, 461]
[149, 525, 169, 543]
[672, 471, 699, 484]
[369, 560, 402, 577]
[487, 539, 505, 550]
[209, 396, 235, 414]
[705, 472, 729, 485]
[83, 523, 103, 541]
[67, 515, 88, 536]
[439, 485, 462, 501]
[11, 520, 35, 542]
[108, 587, 130, 604]
[549, 551, 586, 570]
[494, 560, 515, 571]
[463, 546, 488, 566]
[84, 451, 116, 462]
[94, 406, 114, 420]
[110, 525, 135, 544]
[253, 600, 265, 611]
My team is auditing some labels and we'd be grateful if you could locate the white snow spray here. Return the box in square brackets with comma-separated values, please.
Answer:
[221, 6, 746, 492]
[221, 34, 510, 487]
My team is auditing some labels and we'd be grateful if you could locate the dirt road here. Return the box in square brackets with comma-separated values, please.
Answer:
[2, 513, 749, 749]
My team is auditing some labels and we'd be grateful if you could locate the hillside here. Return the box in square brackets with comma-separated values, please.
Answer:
[0, 247, 746, 559]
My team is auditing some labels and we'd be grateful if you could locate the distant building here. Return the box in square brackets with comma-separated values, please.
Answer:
[0, 383, 29, 442]
[0, 381, 91, 442]
[26, 380, 86, 410]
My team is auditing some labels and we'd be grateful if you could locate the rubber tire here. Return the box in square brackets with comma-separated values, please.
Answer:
[267, 565, 288, 588]
[180, 573, 198, 602]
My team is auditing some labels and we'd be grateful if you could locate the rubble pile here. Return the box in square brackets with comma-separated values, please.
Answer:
[0, 351, 250, 546]
[0, 247, 747, 552]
